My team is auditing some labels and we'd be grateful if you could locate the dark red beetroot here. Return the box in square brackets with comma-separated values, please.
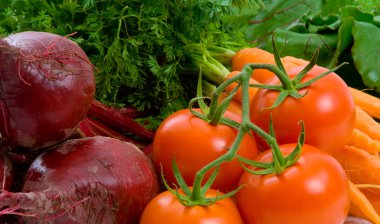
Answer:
[0, 153, 13, 191]
[0, 136, 160, 224]
[0, 31, 95, 148]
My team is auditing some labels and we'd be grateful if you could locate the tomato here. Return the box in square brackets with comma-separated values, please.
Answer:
[236, 144, 350, 224]
[152, 109, 258, 193]
[140, 188, 243, 224]
[250, 65, 355, 155]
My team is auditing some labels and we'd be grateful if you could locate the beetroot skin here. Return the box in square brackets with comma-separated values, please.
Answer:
[0, 31, 95, 148]
[0, 153, 13, 191]
[0, 136, 160, 223]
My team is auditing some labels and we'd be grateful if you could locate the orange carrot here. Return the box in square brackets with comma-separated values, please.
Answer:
[231, 48, 276, 83]
[282, 55, 309, 68]
[334, 145, 380, 185]
[350, 88, 380, 120]
[335, 146, 380, 222]
[219, 92, 242, 117]
[356, 185, 380, 221]
[354, 106, 380, 142]
[348, 181, 380, 224]
[348, 128, 380, 155]
[224, 71, 259, 104]
[231, 48, 306, 83]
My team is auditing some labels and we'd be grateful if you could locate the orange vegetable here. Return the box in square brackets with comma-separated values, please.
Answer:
[350, 88, 380, 120]
[348, 181, 380, 224]
[219, 92, 242, 117]
[231, 48, 276, 83]
[224, 71, 259, 104]
[348, 128, 380, 155]
[354, 106, 380, 142]
[334, 146, 380, 222]
[231, 48, 309, 83]
[356, 185, 380, 222]
[334, 145, 380, 185]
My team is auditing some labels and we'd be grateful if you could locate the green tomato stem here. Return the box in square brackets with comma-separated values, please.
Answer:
[247, 63, 294, 90]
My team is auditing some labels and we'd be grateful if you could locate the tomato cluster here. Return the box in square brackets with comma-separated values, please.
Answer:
[140, 50, 354, 223]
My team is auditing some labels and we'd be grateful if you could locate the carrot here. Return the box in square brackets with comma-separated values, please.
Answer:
[354, 106, 380, 142]
[334, 146, 380, 222]
[282, 55, 309, 68]
[334, 145, 380, 185]
[224, 71, 259, 104]
[350, 88, 380, 120]
[348, 128, 380, 155]
[356, 185, 380, 220]
[219, 92, 243, 117]
[231, 48, 276, 83]
[231, 48, 308, 83]
[348, 181, 380, 224]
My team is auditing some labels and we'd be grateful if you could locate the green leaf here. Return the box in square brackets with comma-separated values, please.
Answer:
[271, 28, 338, 67]
[245, 0, 323, 45]
[351, 21, 380, 92]
[328, 17, 354, 68]
[318, 0, 354, 16]
[340, 6, 377, 23]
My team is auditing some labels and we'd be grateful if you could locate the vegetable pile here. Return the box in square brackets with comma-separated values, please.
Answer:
[1, 1, 380, 224]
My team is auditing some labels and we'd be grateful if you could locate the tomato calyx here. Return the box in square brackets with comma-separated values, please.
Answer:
[189, 68, 240, 127]
[239, 120, 305, 175]
[162, 159, 244, 207]
[248, 38, 347, 110]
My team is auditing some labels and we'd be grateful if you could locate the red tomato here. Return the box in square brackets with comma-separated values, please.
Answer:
[236, 144, 350, 224]
[152, 109, 258, 193]
[140, 188, 244, 224]
[250, 65, 355, 155]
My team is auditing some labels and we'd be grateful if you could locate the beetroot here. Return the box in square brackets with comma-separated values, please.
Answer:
[0, 136, 160, 223]
[0, 31, 95, 148]
[0, 153, 13, 191]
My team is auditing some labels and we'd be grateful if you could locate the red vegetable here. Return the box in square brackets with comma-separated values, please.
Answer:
[140, 188, 244, 224]
[0, 136, 160, 223]
[0, 31, 95, 148]
[250, 65, 355, 155]
[88, 99, 155, 141]
[236, 144, 350, 224]
[0, 153, 13, 191]
[152, 109, 259, 193]
[77, 116, 146, 149]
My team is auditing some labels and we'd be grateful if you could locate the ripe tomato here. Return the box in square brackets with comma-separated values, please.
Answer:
[236, 144, 350, 224]
[250, 65, 355, 155]
[152, 109, 258, 193]
[140, 188, 243, 224]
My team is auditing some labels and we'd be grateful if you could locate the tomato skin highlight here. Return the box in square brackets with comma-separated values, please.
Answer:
[140, 189, 244, 224]
[152, 109, 259, 193]
[236, 144, 350, 224]
[250, 65, 356, 155]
